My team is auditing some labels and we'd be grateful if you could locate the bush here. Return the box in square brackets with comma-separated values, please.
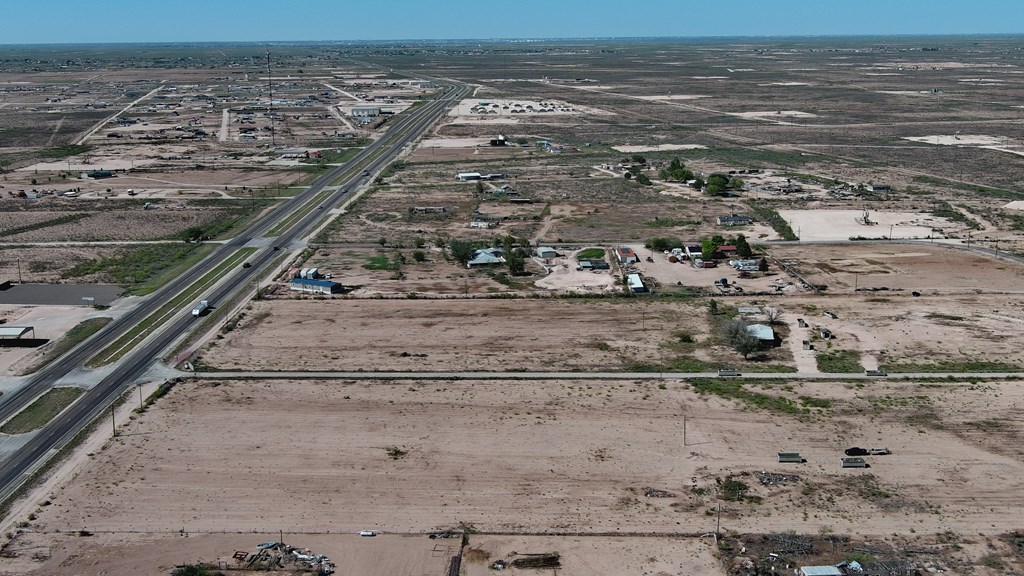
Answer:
[646, 237, 683, 252]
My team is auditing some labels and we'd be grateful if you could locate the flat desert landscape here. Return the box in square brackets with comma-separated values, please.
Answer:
[7, 375, 1024, 574]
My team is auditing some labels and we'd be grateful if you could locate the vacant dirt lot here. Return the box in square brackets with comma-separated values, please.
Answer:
[203, 298, 695, 371]
[9, 376, 1024, 570]
[772, 243, 1024, 294]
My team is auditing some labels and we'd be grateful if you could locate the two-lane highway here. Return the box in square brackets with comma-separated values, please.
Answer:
[0, 81, 469, 506]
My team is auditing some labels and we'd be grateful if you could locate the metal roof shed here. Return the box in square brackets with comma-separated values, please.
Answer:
[746, 324, 775, 341]
[799, 567, 843, 576]
[627, 274, 645, 293]
[0, 326, 34, 339]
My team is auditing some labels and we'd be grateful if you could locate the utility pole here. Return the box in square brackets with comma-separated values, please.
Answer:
[111, 406, 116, 437]
[715, 503, 722, 536]
[682, 415, 687, 446]
[138, 384, 144, 411]
[266, 51, 276, 148]
[16, 257, 22, 284]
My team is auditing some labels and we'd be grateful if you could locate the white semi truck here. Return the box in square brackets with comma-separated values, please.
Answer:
[191, 300, 210, 317]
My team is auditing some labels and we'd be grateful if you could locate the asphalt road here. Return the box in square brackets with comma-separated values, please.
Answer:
[192, 370, 1024, 381]
[0, 82, 468, 506]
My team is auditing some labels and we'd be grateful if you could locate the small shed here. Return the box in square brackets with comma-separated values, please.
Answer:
[627, 274, 646, 293]
[799, 567, 843, 576]
[289, 278, 342, 295]
[0, 326, 35, 340]
[778, 452, 804, 463]
[746, 324, 775, 342]
[841, 457, 868, 468]
[820, 328, 833, 339]
[579, 259, 610, 270]
[615, 246, 639, 264]
[536, 246, 557, 259]
[717, 214, 753, 227]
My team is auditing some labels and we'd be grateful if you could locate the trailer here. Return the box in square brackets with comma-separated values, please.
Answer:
[191, 300, 210, 317]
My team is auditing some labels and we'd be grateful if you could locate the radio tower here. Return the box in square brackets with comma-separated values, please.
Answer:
[266, 50, 276, 148]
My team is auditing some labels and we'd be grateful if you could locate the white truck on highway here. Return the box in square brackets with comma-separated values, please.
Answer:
[191, 300, 210, 317]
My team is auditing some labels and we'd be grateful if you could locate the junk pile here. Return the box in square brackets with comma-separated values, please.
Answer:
[232, 541, 336, 574]
[754, 471, 801, 486]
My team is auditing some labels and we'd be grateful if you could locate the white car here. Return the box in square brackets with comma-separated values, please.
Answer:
[359, 530, 377, 537]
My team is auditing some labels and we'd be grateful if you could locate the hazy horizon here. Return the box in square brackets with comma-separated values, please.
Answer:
[5, 0, 1024, 44]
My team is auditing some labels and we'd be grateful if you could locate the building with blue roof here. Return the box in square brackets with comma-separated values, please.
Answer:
[467, 248, 505, 267]
[290, 278, 342, 295]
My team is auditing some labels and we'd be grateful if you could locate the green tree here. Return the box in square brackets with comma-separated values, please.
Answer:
[705, 173, 730, 196]
[729, 177, 745, 190]
[448, 239, 476, 265]
[624, 172, 633, 180]
[647, 237, 679, 252]
[412, 250, 426, 263]
[180, 226, 206, 242]
[670, 168, 694, 181]
[735, 234, 753, 258]
[723, 320, 760, 359]
[631, 154, 647, 164]
[701, 238, 719, 260]
[506, 248, 526, 275]
[707, 299, 719, 315]
[669, 157, 683, 170]
[636, 174, 652, 186]
[690, 177, 704, 190]
[758, 257, 769, 272]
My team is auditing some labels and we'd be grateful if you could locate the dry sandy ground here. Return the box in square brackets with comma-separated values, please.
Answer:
[533, 249, 619, 293]
[734, 110, 817, 119]
[785, 293, 1024, 368]
[0, 533, 458, 576]
[772, 243, 1024, 294]
[0, 305, 95, 378]
[1, 531, 720, 576]
[206, 252, 1024, 371]
[419, 137, 495, 148]
[777, 209, 951, 241]
[533, 261, 619, 293]
[634, 94, 710, 101]
[447, 98, 608, 118]
[904, 134, 1006, 146]
[612, 144, 707, 153]
[203, 298, 689, 371]
[7, 376, 1024, 575]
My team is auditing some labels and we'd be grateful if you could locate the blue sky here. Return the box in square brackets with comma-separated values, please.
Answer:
[4, 0, 1023, 44]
